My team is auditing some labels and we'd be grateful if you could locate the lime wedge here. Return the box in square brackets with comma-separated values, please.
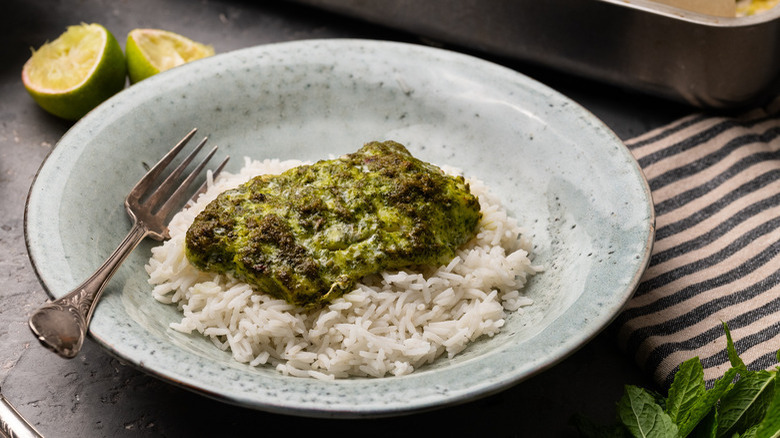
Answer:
[21, 23, 127, 121]
[126, 29, 214, 83]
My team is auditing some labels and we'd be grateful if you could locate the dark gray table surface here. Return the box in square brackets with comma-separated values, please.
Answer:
[1, 1, 693, 436]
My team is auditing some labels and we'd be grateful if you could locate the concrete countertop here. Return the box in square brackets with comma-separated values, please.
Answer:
[0, 1, 691, 436]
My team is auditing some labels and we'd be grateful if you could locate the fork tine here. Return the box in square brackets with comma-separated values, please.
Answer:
[144, 135, 209, 209]
[131, 128, 198, 197]
[157, 145, 220, 216]
[189, 155, 230, 203]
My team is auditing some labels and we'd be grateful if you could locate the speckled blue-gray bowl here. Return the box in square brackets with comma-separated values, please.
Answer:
[25, 39, 653, 417]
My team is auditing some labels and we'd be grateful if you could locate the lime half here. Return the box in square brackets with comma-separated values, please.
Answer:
[22, 23, 127, 121]
[126, 29, 214, 83]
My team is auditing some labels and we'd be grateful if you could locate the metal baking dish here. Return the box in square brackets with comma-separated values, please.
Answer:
[288, 0, 780, 109]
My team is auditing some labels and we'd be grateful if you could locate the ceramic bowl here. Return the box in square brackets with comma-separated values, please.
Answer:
[25, 39, 654, 417]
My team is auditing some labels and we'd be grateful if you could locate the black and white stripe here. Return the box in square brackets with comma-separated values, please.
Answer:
[616, 104, 780, 387]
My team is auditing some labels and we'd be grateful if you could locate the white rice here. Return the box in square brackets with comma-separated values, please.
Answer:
[146, 156, 541, 380]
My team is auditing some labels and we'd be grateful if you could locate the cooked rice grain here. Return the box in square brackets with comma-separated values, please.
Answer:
[146, 156, 540, 379]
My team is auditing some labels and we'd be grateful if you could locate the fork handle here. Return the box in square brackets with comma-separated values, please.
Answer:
[0, 390, 44, 438]
[28, 222, 149, 359]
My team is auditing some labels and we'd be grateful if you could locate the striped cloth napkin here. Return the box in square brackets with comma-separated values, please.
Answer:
[616, 98, 780, 388]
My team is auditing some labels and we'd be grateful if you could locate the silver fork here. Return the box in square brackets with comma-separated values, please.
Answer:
[28, 128, 229, 359]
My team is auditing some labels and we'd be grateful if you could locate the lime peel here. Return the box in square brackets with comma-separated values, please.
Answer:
[22, 23, 126, 121]
[126, 29, 214, 83]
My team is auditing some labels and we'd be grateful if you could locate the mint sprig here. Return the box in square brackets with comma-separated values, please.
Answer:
[574, 323, 780, 438]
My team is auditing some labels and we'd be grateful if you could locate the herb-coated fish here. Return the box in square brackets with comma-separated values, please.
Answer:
[185, 141, 481, 308]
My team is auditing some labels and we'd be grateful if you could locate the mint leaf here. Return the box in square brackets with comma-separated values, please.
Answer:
[716, 370, 775, 437]
[723, 322, 747, 372]
[741, 424, 761, 438]
[618, 385, 679, 438]
[572, 324, 779, 438]
[678, 367, 739, 437]
[667, 356, 706, 424]
[689, 408, 717, 438]
[755, 370, 780, 438]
